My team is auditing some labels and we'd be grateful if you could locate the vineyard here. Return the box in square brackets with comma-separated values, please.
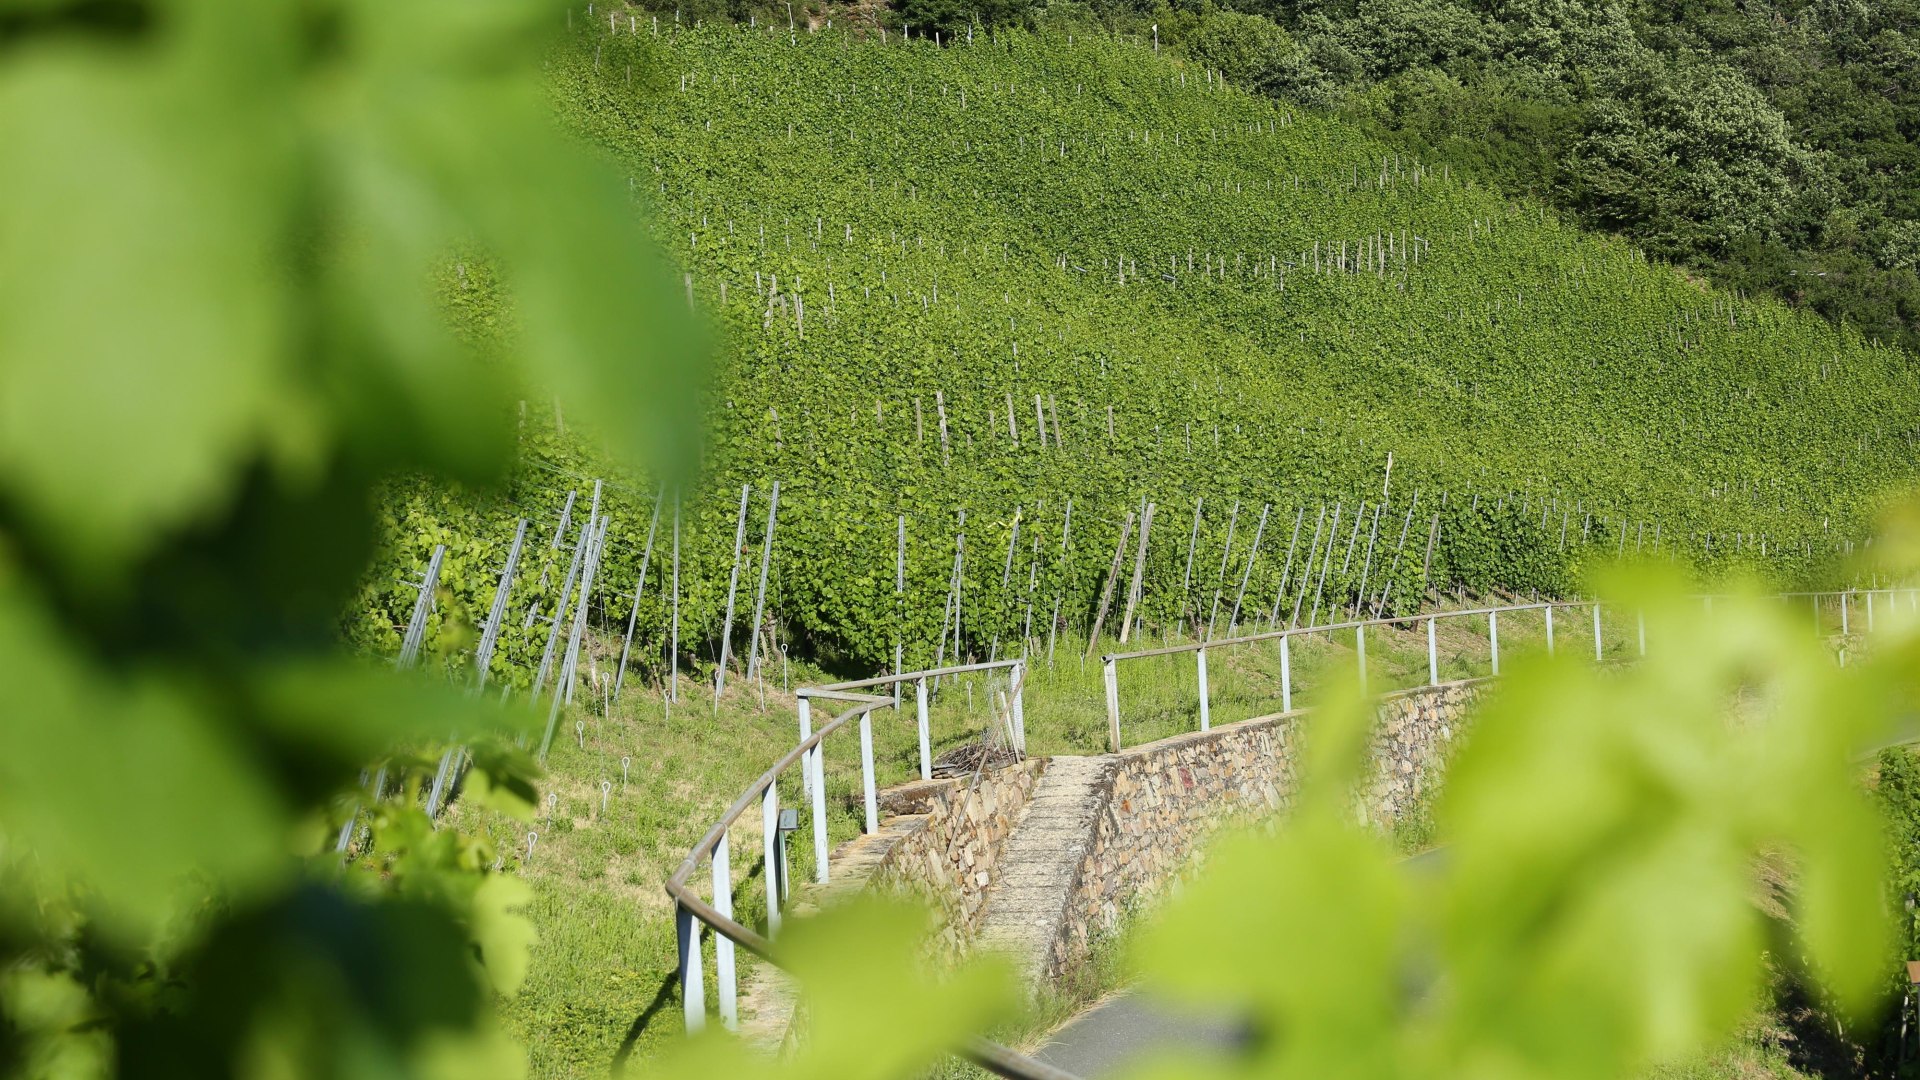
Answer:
[354, 20, 1920, 700]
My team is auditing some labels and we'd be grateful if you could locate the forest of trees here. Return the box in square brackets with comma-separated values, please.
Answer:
[1162, 0, 1920, 355]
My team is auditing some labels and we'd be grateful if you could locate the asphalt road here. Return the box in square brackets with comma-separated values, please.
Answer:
[1028, 991, 1249, 1078]
[1028, 846, 1448, 1077]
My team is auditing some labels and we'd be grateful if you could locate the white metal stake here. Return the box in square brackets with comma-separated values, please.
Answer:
[1196, 649, 1211, 731]
[745, 481, 782, 685]
[1103, 657, 1121, 752]
[1545, 605, 1555, 656]
[1356, 625, 1367, 685]
[1594, 604, 1603, 661]
[1842, 592, 1850, 635]
[1280, 634, 1293, 711]
[1490, 610, 1500, 676]
[677, 904, 705, 1033]
[915, 678, 932, 780]
[613, 491, 661, 699]
[715, 484, 752, 706]
[1427, 617, 1438, 684]
[712, 835, 736, 1029]
[761, 783, 781, 936]
[859, 712, 878, 835]
[1637, 611, 1647, 656]
[1868, 590, 1876, 633]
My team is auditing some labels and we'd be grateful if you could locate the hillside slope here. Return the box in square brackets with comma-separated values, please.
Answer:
[405, 21, 1920, 1077]
[360, 20, 1918, 686]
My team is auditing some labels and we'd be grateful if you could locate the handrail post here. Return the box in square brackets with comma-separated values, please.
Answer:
[859, 710, 878, 835]
[1545, 605, 1555, 656]
[1841, 591, 1850, 636]
[1011, 660, 1027, 754]
[1280, 634, 1292, 712]
[676, 902, 705, 1033]
[1196, 648, 1211, 732]
[1489, 610, 1500, 676]
[1637, 610, 1647, 656]
[810, 732, 829, 884]
[1868, 589, 1876, 633]
[797, 696, 813, 799]
[1426, 617, 1438, 685]
[1103, 657, 1120, 752]
[1355, 625, 1366, 686]
[761, 782, 781, 937]
[712, 834, 737, 1030]
[915, 677, 932, 781]
[1594, 604, 1603, 661]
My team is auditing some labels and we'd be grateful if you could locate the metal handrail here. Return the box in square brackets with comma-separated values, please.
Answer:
[665, 656, 1062, 1077]
[1104, 599, 1576, 663]
[810, 656, 1024, 693]
[1098, 597, 1606, 750]
[1099, 587, 1920, 752]
[665, 586, 1916, 1078]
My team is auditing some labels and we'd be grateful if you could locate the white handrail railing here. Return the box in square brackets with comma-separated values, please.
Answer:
[664, 585, 1913, 1078]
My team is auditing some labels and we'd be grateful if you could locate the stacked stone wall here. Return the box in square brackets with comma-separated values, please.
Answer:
[1052, 678, 1487, 978]
[863, 759, 1046, 960]
[833, 679, 1487, 979]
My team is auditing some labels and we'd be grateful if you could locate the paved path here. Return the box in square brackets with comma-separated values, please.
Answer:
[977, 755, 1114, 990]
[1029, 990, 1248, 1076]
[1030, 846, 1449, 1074]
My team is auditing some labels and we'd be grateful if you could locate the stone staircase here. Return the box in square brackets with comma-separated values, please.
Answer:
[975, 755, 1116, 991]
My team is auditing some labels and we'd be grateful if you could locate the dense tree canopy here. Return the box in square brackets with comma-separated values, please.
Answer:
[1135, 0, 1920, 354]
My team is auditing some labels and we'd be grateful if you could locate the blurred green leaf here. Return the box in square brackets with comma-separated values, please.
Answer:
[638, 897, 1018, 1080]
[0, 583, 285, 937]
[470, 876, 537, 998]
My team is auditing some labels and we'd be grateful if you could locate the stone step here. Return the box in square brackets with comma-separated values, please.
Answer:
[974, 753, 1116, 993]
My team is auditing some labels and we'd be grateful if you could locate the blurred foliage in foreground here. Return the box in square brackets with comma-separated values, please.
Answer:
[0, 0, 1915, 1076]
[642, 559, 1920, 1079]
[0, 0, 696, 1075]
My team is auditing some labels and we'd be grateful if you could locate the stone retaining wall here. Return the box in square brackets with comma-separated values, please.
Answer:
[820, 679, 1487, 982]
[863, 759, 1047, 960]
[1051, 678, 1487, 979]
